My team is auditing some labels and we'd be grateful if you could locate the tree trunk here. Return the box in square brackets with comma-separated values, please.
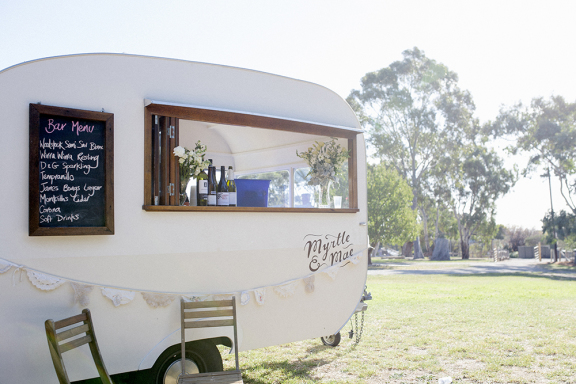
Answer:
[460, 237, 470, 259]
[459, 225, 471, 260]
[369, 242, 381, 265]
[435, 204, 440, 239]
[410, 187, 423, 259]
[420, 207, 429, 253]
[413, 237, 424, 259]
[453, 207, 469, 259]
[431, 238, 450, 260]
[402, 241, 413, 257]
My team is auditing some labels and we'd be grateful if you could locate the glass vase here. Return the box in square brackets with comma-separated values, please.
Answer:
[317, 180, 332, 208]
[179, 176, 190, 205]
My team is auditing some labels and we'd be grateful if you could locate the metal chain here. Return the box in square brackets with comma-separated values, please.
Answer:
[353, 311, 365, 344]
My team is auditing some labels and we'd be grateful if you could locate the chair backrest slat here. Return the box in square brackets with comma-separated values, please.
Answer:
[57, 323, 90, 342]
[184, 309, 233, 319]
[45, 309, 113, 384]
[54, 313, 87, 330]
[184, 319, 234, 329]
[180, 297, 241, 378]
[59, 335, 93, 353]
[182, 299, 234, 309]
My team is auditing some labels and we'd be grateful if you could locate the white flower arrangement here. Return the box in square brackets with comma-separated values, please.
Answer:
[296, 138, 349, 186]
[173, 141, 210, 180]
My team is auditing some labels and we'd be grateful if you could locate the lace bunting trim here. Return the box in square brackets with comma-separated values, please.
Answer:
[101, 288, 136, 307]
[253, 288, 266, 305]
[142, 292, 176, 308]
[303, 276, 315, 293]
[71, 283, 94, 306]
[273, 280, 299, 298]
[240, 291, 250, 305]
[27, 270, 66, 291]
[323, 267, 339, 280]
[0, 249, 365, 306]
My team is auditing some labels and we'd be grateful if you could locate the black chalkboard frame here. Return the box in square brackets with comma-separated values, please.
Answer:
[29, 104, 114, 236]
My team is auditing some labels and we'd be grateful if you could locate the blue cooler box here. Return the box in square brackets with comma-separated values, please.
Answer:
[236, 179, 270, 207]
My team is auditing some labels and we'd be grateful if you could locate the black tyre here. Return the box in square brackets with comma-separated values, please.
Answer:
[151, 340, 223, 384]
[321, 332, 341, 347]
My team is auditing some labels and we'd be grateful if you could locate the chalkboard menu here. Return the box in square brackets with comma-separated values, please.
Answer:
[29, 104, 114, 236]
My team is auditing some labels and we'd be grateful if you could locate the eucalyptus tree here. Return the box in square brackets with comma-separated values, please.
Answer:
[367, 163, 418, 249]
[436, 135, 516, 259]
[490, 96, 576, 213]
[347, 47, 475, 258]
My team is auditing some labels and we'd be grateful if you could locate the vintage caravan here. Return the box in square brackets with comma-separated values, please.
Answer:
[0, 54, 368, 383]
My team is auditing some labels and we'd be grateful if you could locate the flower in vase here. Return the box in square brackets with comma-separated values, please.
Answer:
[173, 141, 210, 180]
[296, 138, 349, 187]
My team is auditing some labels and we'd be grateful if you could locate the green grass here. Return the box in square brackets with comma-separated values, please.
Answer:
[224, 274, 576, 383]
[541, 262, 576, 271]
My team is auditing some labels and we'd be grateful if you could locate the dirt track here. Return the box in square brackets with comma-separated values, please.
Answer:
[368, 258, 576, 279]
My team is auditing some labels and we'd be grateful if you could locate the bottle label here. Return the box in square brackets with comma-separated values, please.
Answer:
[208, 195, 216, 205]
[198, 180, 208, 194]
[217, 192, 229, 206]
[229, 192, 237, 205]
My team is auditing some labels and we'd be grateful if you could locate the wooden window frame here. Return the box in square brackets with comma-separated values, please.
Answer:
[143, 103, 359, 213]
[29, 104, 114, 236]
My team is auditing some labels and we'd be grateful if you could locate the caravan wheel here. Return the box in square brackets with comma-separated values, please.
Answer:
[151, 341, 223, 384]
[321, 332, 341, 347]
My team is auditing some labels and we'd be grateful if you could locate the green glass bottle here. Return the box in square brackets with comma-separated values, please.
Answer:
[196, 165, 208, 206]
[227, 166, 237, 207]
[207, 159, 217, 206]
[217, 165, 229, 206]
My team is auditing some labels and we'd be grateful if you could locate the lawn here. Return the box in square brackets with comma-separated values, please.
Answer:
[224, 273, 576, 384]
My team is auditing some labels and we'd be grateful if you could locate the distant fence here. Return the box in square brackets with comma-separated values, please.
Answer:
[492, 248, 509, 262]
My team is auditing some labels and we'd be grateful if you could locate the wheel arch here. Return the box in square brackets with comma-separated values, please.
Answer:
[138, 335, 232, 371]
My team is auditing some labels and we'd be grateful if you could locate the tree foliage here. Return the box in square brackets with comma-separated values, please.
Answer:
[347, 47, 476, 258]
[504, 225, 542, 252]
[490, 96, 576, 213]
[542, 209, 576, 248]
[367, 163, 418, 247]
[348, 47, 516, 259]
[436, 140, 516, 258]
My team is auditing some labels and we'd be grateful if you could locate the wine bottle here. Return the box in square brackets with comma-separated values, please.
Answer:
[227, 166, 237, 207]
[207, 159, 217, 206]
[196, 166, 208, 206]
[217, 165, 229, 206]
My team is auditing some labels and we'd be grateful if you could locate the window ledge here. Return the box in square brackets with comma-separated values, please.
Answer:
[142, 205, 359, 213]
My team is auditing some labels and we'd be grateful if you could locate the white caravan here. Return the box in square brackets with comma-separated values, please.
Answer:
[0, 54, 368, 384]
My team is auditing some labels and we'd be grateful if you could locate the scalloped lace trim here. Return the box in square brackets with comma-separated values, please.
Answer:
[273, 280, 299, 298]
[71, 283, 94, 306]
[101, 288, 136, 307]
[324, 268, 339, 280]
[141, 292, 176, 308]
[240, 291, 250, 305]
[27, 270, 65, 291]
[253, 288, 266, 305]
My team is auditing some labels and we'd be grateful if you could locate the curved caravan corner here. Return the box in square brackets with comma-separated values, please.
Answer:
[0, 54, 368, 383]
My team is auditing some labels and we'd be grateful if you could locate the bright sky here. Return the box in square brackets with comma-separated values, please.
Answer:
[2, 0, 575, 230]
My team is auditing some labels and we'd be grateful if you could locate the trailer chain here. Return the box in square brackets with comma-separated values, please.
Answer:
[354, 310, 365, 344]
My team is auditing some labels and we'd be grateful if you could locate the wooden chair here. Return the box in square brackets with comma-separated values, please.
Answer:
[45, 308, 113, 384]
[179, 297, 243, 384]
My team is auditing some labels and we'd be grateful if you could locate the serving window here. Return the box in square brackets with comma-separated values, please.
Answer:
[143, 101, 359, 213]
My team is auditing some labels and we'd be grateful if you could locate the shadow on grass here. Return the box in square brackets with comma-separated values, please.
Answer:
[72, 369, 153, 384]
[541, 262, 576, 271]
[372, 264, 576, 281]
[242, 356, 333, 384]
[447, 271, 576, 282]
